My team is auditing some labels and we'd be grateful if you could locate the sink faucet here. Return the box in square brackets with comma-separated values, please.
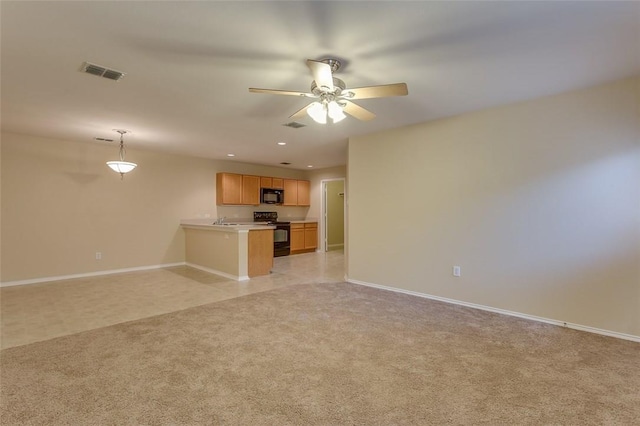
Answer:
[214, 216, 226, 225]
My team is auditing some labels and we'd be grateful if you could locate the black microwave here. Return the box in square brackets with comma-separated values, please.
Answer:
[260, 188, 284, 204]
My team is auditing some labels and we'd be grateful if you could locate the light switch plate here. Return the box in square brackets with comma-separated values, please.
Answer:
[453, 266, 461, 277]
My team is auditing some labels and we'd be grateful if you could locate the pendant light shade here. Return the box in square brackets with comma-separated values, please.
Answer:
[107, 130, 137, 179]
[327, 101, 346, 123]
[307, 102, 327, 124]
[107, 161, 137, 174]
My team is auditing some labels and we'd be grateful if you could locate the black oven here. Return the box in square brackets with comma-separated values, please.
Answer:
[273, 223, 290, 257]
[254, 211, 290, 257]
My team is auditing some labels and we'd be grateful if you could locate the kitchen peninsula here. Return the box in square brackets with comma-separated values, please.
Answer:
[180, 220, 275, 280]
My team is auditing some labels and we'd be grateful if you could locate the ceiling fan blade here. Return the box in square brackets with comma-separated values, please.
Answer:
[289, 103, 313, 120]
[306, 60, 334, 91]
[342, 83, 408, 100]
[249, 88, 314, 97]
[342, 100, 376, 121]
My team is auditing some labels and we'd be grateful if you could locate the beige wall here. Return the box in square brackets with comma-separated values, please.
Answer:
[0, 132, 309, 282]
[348, 76, 640, 337]
[184, 227, 242, 278]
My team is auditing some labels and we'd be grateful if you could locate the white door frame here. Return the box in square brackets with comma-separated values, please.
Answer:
[320, 178, 346, 252]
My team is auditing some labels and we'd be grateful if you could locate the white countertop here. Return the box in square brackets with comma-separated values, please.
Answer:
[180, 219, 275, 232]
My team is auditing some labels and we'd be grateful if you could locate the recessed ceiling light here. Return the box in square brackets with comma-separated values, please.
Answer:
[307, 165, 314, 168]
[277, 142, 286, 146]
[227, 153, 235, 157]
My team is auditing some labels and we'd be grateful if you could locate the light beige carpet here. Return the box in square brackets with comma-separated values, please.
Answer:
[1, 282, 639, 425]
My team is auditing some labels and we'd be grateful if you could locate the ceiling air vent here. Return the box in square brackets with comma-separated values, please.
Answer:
[81, 62, 126, 81]
[282, 122, 306, 129]
[94, 137, 114, 142]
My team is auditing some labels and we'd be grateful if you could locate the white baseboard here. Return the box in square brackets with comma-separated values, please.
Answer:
[346, 277, 640, 343]
[1, 262, 186, 288]
[185, 263, 249, 282]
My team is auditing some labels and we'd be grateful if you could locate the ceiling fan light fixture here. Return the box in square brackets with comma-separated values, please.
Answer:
[307, 102, 327, 124]
[249, 57, 408, 123]
[328, 101, 346, 123]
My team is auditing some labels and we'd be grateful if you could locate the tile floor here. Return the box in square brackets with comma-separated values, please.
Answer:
[0, 250, 345, 349]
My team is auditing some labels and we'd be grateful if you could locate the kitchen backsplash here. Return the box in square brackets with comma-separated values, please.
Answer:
[216, 205, 309, 221]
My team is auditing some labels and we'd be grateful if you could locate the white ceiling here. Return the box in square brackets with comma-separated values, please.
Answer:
[2, 1, 638, 170]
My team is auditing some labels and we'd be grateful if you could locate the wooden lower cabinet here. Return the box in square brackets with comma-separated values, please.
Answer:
[304, 222, 317, 250]
[248, 229, 274, 277]
[290, 222, 317, 254]
[290, 224, 305, 252]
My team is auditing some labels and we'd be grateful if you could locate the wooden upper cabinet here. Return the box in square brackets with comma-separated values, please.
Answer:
[260, 177, 284, 189]
[297, 180, 310, 206]
[217, 173, 260, 205]
[218, 173, 309, 206]
[283, 179, 310, 206]
[283, 179, 298, 206]
[216, 173, 242, 205]
[242, 175, 260, 205]
[260, 177, 272, 188]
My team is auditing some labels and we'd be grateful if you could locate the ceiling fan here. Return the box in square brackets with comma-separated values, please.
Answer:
[249, 58, 408, 124]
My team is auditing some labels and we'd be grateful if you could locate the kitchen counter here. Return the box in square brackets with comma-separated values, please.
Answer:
[180, 219, 275, 231]
[180, 220, 275, 280]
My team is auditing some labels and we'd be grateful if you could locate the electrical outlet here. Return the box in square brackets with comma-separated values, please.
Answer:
[96, 252, 102, 260]
[453, 265, 461, 277]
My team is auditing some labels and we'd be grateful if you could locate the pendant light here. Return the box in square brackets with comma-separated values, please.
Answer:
[106, 130, 137, 179]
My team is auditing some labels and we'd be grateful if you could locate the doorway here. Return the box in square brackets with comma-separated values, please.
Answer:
[321, 179, 345, 252]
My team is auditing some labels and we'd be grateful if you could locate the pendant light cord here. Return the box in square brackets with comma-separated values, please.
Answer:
[119, 132, 126, 162]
